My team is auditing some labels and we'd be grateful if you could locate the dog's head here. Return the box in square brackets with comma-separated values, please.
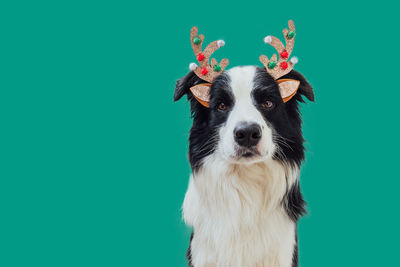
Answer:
[174, 66, 314, 170]
[174, 22, 314, 171]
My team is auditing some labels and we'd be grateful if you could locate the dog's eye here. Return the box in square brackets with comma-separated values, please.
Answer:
[217, 102, 228, 111]
[262, 101, 275, 109]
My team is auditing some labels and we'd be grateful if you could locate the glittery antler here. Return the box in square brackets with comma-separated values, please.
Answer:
[189, 27, 229, 83]
[259, 20, 298, 80]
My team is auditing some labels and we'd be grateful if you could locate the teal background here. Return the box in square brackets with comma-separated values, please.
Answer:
[1, 0, 399, 266]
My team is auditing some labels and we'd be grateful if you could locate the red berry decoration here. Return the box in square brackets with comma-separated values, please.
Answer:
[280, 50, 289, 59]
[201, 67, 208, 75]
[280, 61, 288, 70]
[197, 53, 205, 61]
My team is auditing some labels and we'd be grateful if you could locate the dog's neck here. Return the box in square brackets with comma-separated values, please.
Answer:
[194, 156, 293, 212]
[183, 155, 299, 267]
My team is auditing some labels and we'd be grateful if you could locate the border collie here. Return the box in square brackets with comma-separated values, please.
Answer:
[174, 29, 314, 267]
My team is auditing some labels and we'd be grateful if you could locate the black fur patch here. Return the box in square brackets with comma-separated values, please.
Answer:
[174, 72, 232, 171]
[187, 232, 194, 267]
[292, 231, 299, 267]
[284, 181, 307, 221]
[253, 67, 314, 166]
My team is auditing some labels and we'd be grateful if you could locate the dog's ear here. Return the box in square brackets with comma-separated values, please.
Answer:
[174, 71, 211, 108]
[174, 71, 198, 102]
[281, 70, 314, 102]
[276, 79, 300, 103]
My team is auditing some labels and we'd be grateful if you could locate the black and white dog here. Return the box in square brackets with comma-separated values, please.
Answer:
[174, 66, 314, 266]
[174, 23, 314, 266]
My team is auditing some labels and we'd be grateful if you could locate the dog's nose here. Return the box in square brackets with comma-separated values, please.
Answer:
[234, 123, 262, 148]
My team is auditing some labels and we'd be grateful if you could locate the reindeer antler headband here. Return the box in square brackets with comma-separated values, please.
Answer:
[189, 27, 229, 83]
[188, 20, 301, 107]
[187, 27, 229, 107]
[259, 20, 298, 79]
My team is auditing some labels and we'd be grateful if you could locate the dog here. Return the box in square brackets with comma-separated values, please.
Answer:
[174, 22, 314, 267]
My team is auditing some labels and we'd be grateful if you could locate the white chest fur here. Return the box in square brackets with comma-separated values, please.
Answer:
[183, 156, 298, 267]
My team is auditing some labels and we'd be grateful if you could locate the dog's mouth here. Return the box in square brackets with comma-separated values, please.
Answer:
[236, 147, 260, 159]
[242, 151, 255, 157]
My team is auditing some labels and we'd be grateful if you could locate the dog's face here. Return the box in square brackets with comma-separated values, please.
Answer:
[174, 66, 314, 170]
